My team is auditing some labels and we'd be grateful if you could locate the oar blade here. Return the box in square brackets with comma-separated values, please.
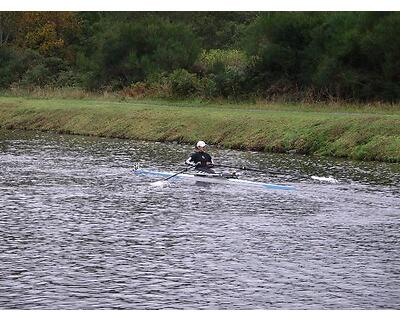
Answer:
[311, 176, 338, 183]
[150, 180, 169, 187]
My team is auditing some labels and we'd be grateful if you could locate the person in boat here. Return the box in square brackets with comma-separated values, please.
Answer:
[185, 140, 215, 174]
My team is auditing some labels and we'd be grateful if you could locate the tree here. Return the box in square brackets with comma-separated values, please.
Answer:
[243, 12, 324, 93]
[14, 12, 82, 61]
[81, 17, 201, 89]
[0, 12, 18, 46]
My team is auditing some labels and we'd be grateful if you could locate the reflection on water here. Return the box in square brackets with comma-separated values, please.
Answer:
[0, 129, 399, 309]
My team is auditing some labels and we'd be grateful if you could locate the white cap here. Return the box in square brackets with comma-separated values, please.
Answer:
[196, 140, 206, 148]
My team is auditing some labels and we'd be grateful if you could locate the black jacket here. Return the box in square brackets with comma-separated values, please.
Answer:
[185, 151, 213, 169]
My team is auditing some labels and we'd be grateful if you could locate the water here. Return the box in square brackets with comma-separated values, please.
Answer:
[0, 129, 399, 309]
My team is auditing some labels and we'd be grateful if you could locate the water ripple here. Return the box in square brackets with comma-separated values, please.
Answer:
[0, 130, 399, 309]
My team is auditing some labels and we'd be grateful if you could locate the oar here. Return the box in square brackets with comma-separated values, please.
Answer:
[150, 166, 195, 186]
[212, 164, 338, 183]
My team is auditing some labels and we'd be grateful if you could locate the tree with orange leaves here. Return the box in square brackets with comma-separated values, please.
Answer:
[15, 12, 82, 61]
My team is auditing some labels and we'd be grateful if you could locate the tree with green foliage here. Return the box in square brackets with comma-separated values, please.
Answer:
[243, 12, 400, 102]
[0, 12, 19, 46]
[78, 17, 201, 89]
[242, 12, 325, 97]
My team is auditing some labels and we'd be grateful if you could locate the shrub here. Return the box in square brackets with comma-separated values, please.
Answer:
[168, 69, 199, 98]
[54, 70, 82, 87]
[198, 75, 218, 98]
[0, 47, 43, 88]
[20, 64, 51, 87]
[195, 49, 252, 99]
[197, 49, 250, 74]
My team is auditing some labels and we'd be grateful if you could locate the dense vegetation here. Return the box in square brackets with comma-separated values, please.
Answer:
[1, 12, 400, 102]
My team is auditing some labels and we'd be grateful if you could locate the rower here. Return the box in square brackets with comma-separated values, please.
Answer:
[185, 140, 215, 174]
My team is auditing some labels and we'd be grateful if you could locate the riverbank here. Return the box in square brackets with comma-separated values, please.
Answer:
[0, 96, 399, 162]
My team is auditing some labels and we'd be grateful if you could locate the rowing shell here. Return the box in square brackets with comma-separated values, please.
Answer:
[133, 169, 295, 191]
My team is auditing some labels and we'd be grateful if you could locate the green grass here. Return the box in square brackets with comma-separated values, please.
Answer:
[0, 96, 399, 163]
[2, 89, 400, 114]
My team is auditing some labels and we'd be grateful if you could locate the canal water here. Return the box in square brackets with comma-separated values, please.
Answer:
[0, 129, 399, 309]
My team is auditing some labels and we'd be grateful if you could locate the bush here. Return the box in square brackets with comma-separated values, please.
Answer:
[168, 69, 199, 98]
[18, 56, 81, 88]
[195, 49, 252, 99]
[0, 46, 81, 89]
[198, 75, 218, 98]
[197, 49, 250, 74]
[20, 64, 51, 87]
[0, 47, 43, 88]
[54, 70, 83, 87]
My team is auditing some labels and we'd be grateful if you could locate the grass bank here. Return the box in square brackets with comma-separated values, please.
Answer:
[0, 96, 399, 163]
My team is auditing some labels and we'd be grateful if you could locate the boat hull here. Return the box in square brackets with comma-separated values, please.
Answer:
[133, 169, 295, 191]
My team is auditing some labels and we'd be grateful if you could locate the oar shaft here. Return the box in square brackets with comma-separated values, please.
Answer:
[163, 165, 195, 181]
